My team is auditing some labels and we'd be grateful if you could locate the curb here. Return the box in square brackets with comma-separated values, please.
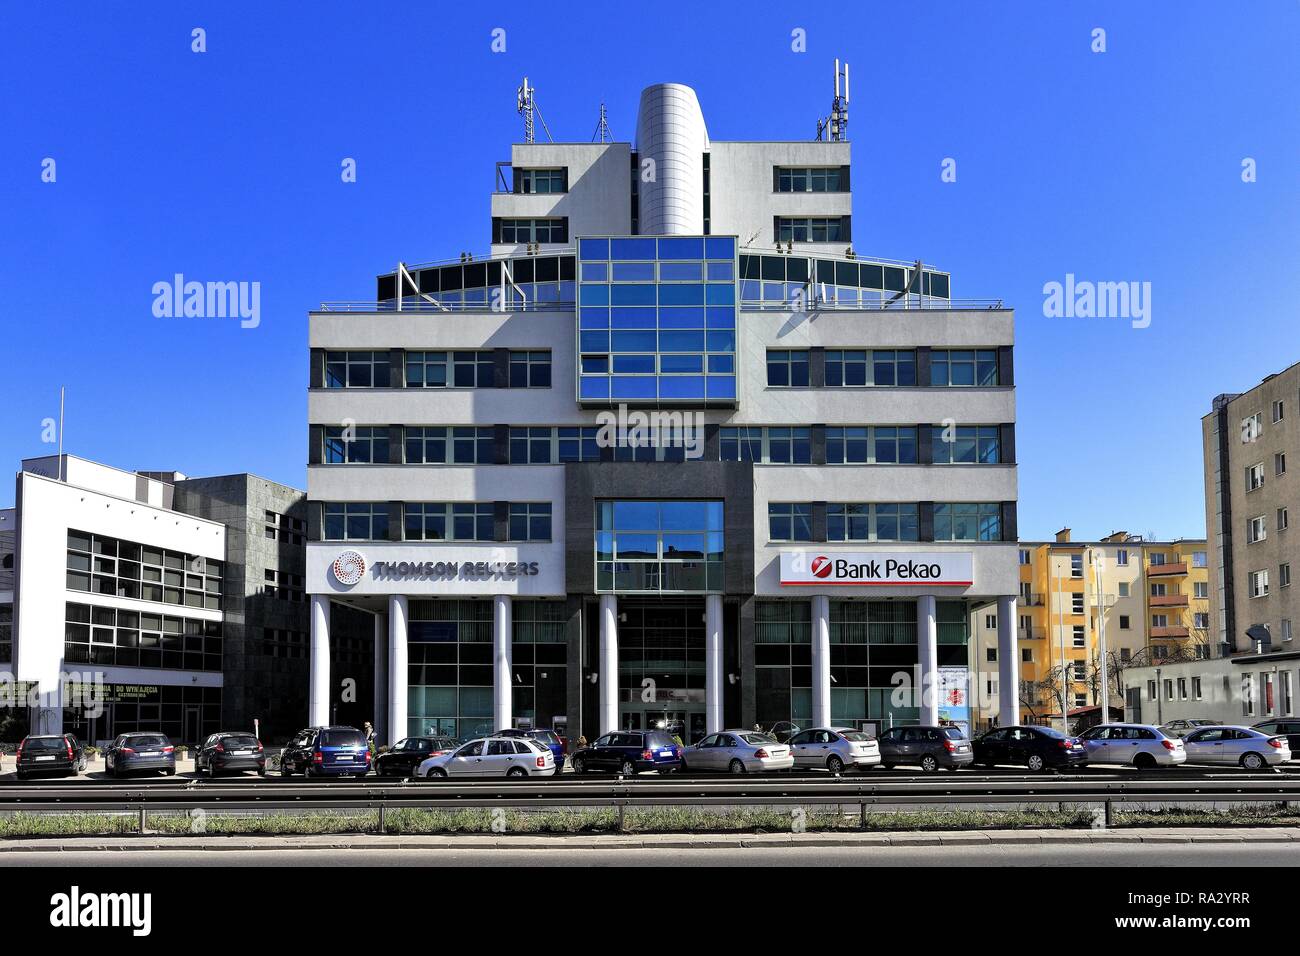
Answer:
[1, 827, 1298, 853]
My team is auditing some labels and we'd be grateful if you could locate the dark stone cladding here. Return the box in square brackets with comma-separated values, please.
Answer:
[562, 460, 756, 596]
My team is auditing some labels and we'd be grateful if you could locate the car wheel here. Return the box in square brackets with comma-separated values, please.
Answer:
[573, 757, 586, 775]
[728, 759, 747, 774]
[426, 767, 448, 779]
[165, 767, 175, 776]
[258, 767, 268, 777]
[1133, 753, 1157, 770]
[620, 759, 636, 776]
[826, 755, 845, 775]
[280, 762, 293, 777]
[16, 770, 26, 781]
[206, 763, 217, 779]
[506, 766, 527, 778]
[880, 763, 895, 771]
[1026, 754, 1045, 772]
[919, 755, 939, 773]
[1241, 752, 1266, 771]
[678, 757, 689, 772]
[946, 765, 961, 773]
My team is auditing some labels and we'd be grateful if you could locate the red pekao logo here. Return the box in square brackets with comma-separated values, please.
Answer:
[811, 555, 833, 578]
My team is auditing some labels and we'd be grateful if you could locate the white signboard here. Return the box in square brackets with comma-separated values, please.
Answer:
[779, 551, 973, 587]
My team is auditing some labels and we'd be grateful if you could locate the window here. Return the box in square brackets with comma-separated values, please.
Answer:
[1149, 552, 1167, 566]
[1249, 570, 1270, 598]
[1273, 399, 1285, 423]
[595, 500, 724, 593]
[767, 427, 812, 464]
[1194, 612, 1209, 629]
[508, 503, 552, 542]
[64, 602, 222, 672]
[933, 503, 1002, 541]
[1242, 675, 1255, 716]
[1071, 592, 1085, 614]
[719, 426, 763, 462]
[870, 350, 916, 387]
[1283, 619, 1294, 642]
[1070, 554, 1084, 578]
[325, 351, 390, 388]
[1277, 453, 1287, 476]
[1116, 549, 1130, 566]
[1152, 614, 1168, 628]
[1150, 583, 1167, 597]
[324, 426, 389, 464]
[1194, 581, 1209, 598]
[558, 426, 602, 462]
[823, 349, 919, 388]
[1247, 462, 1265, 491]
[65, 532, 222, 611]
[986, 647, 997, 662]
[985, 614, 997, 630]
[824, 350, 867, 387]
[931, 425, 1001, 464]
[1193, 676, 1203, 700]
[768, 504, 813, 542]
[930, 349, 999, 386]
[1023, 648, 1034, 663]
[1279, 508, 1290, 531]
[1118, 582, 1130, 597]
[1281, 563, 1292, 589]
[404, 427, 447, 464]
[509, 427, 555, 464]
[1073, 662, 1087, 681]
[1242, 413, 1263, 442]
[1119, 615, 1130, 630]
[766, 350, 809, 387]
[1074, 693, 1088, 708]
[323, 503, 389, 541]
[1164, 679, 1175, 701]
[1072, 625, 1086, 648]
[775, 216, 848, 243]
[508, 351, 552, 388]
[496, 217, 567, 244]
[404, 504, 494, 542]
[452, 427, 495, 464]
[1248, 515, 1267, 543]
[517, 168, 565, 194]
[404, 351, 448, 388]
[1019, 549, 1031, 565]
[827, 503, 919, 542]
[868, 426, 918, 464]
[1146, 680, 1157, 701]
[1177, 678, 1188, 701]
[775, 166, 845, 193]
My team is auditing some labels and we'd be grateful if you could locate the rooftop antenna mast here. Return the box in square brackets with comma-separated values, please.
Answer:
[817, 59, 850, 141]
[592, 101, 612, 143]
[516, 76, 554, 144]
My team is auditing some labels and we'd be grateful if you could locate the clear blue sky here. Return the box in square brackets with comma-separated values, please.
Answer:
[2, 2, 1296, 540]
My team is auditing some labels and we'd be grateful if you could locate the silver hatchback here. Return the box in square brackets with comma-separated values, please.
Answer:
[1077, 723, 1186, 768]
[789, 727, 881, 773]
[1182, 725, 1292, 770]
[682, 730, 794, 773]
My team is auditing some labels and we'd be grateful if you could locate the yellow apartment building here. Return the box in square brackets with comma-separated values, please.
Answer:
[969, 530, 1209, 729]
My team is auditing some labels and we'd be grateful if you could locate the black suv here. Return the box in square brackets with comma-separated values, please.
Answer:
[195, 732, 267, 778]
[15, 734, 87, 780]
[373, 736, 459, 778]
[570, 731, 682, 775]
[877, 725, 974, 772]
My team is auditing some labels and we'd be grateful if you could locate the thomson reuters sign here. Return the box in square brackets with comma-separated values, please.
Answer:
[780, 551, 973, 587]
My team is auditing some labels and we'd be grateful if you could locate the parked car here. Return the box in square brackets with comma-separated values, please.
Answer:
[417, 736, 556, 778]
[495, 728, 566, 772]
[1181, 725, 1292, 770]
[788, 727, 880, 773]
[1251, 718, 1300, 755]
[104, 733, 176, 778]
[1076, 723, 1186, 768]
[279, 726, 372, 779]
[681, 730, 793, 773]
[972, 725, 1087, 772]
[878, 725, 974, 772]
[570, 730, 682, 775]
[768, 722, 802, 744]
[15, 734, 86, 780]
[194, 732, 267, 777]
[1159, 718, 1221, 738]
[374, 736, 459, 778]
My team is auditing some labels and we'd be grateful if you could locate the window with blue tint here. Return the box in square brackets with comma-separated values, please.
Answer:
[579, 238, 610, 259]
[720, 427, 762, 461]
[769, 504, 813, 542]
[596, 500, 724, 593]
[580, 377, 610, 400]
[934, 503, 1002, 542]
[579, 235, 738, 404]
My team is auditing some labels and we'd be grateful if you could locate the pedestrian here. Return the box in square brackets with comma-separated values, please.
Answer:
[363, 721, 376, 753]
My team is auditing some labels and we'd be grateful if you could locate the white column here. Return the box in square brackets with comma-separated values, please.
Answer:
[811, 594, 831, 727]
[388, 595, 408, 742]
[309, 595, 331, 726]
[373, 611, 389, 744]
[493, 594, 513, 731]
[997, 596, 1019, 726]
[599, 594, 619, 735]
[705, 594, 724, 734]
[917, 595, 939, 725]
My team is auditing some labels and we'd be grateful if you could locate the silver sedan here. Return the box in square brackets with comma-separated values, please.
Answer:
[1182, 725, 1292, 770]
[681, 730, 794, 773]
[1077, 723, 1186, 768]
[417, 736, 557, 778]
[789, 727, 881, 773]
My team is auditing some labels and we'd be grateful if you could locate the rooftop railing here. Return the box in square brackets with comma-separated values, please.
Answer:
[315, 295, 1005, 313]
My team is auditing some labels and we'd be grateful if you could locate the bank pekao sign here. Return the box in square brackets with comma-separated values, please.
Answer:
[780, 551, 973, 587]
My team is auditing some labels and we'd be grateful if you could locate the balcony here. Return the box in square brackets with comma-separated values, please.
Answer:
[1147, 562, 1187, 577]
[1150, 625, 1190, 639]
[1149, 594, 1189, 607]
[1019, 627, 1047, 640]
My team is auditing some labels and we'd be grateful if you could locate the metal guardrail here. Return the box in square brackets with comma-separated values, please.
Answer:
[315, 297, 1005, 314]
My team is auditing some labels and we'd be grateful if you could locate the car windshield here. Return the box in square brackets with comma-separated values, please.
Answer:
[320, 730, 366, 748]
[222, 735, 259, 748]
[839, 731, 873, 742]
[529, 731, 560, 746]
[1035, 727, 1067, 739]
[126, 735, 169, 748]
[24, 737, 65, 752]
[740, 733, 776, 745]
[942, 728, 965, 740]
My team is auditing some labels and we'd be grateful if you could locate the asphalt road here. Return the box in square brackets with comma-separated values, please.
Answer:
[5, 843, 1298, 866]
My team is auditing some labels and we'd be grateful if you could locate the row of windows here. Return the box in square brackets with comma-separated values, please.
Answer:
[739, 254, 949, 299]
[768, 502, 1003, 542]
[325, 350, 551, 389]
[66, 531, 222, 611]
[767, 349, 1000, 387]
[721, 426, 1003, 465]
[494, 217, 568, 244]
[774, 166, 846, 193]
[323, 502, 551, 542]
[65, 602, 223, 671]
[775, 216, 849, 243]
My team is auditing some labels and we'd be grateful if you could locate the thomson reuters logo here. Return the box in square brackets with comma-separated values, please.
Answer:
[332, 551, 366, 586]
[811, 555, 833, 578]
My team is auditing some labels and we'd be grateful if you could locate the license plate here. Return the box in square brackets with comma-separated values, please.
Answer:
[335, 755, 353, 761]
[35, 755, 55, 762]
[233, 750, 252, 755]
[140, 752, 159, 757]
[957, 746, 970, 752]
[659, 750, 673, 757]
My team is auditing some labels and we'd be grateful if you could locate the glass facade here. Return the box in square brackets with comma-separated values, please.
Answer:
[596, 500, 724, 593]
[577, 236, 738, 404]
[66, 531, 222, 610]
[406, 599, 494, 739]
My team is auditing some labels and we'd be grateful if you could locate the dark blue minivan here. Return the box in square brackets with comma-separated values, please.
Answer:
[280, 726, 372, 779]
[570, 730, 682, 775]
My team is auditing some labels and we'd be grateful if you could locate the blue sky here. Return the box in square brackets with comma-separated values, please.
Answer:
[2, 2, 1296, 540]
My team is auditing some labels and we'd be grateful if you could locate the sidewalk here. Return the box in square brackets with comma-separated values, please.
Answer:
[3, 827, 1299, 853]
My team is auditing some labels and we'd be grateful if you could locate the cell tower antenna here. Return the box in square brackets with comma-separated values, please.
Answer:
[516, 76, 554, 144]
[592, 101, 612, 143]
[818, 59, 850, 141]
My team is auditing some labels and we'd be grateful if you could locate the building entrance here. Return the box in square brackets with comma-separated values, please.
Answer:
[615, 598, 708, 743]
